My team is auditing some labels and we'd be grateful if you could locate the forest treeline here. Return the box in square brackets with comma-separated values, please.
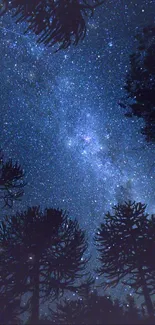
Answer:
[0, 3, 155, 324]
[0, 150, 155, 324]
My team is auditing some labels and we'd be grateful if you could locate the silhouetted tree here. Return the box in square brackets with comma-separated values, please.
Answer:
[123, 294, 140, 324]
[0, 292, 21, 324]
[0, 150, 25, 207]
[119, 25, 155, 143]
[95, 201, 155, 316]
[50, 292, 126, 324]
[0, 0, 104, 50]
[0, 207, 90, 323]
[51, 298, 86, 324]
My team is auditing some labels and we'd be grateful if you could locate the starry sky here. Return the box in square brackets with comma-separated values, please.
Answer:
[0, 0, 155, 300]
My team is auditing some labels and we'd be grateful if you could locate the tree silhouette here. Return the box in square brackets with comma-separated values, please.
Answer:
[0, 0, 104, 51]
[95, 201, 155, 316]
[119, 25, 155, 143]
[50, 292, 125, 325]
[0, 206, 90, 323]
[51, 298, 86, 324]
[0, 291, 21, 324]
[0, 150, 25, 207]
[123, 294, 140, 324]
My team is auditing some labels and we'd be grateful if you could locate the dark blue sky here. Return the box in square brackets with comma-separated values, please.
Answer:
[0, 0, 155, 304]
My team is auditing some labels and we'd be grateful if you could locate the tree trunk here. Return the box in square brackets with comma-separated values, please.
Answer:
[130, 228, 154, 317]
[139, 267, 154, 316]
[30, 259, 40, 323]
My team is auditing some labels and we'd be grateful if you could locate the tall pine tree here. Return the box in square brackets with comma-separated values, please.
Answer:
[95, 201, 155, 316]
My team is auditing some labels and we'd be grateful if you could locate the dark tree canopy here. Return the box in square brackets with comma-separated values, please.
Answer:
[0, 150, 25, 207]
[51, 293, 125, 324]
[120, 25, 155, 143]
[0, 0, 104, 50]
[0, 206, 91, 323]
[95, 201, 155, 316]
[0, 292, 21, 324]
[49, 291, 149, 324]
[123, 294, 140, 323]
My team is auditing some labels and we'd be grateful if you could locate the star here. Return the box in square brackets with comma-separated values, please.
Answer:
[0, 0, 155, 313]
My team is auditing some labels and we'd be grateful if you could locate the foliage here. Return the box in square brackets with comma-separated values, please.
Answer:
[0, 150, 25, 207]
[95, 201, 155, 315]
[0, 0, 104, 50]
[50, 292, 125, 324]
[0, 207, 90, 323]
[120, 25, 155, 143]
[49, 291, 155, 324]
[0, 293, 21, 324]
[123, 294, 140, 324]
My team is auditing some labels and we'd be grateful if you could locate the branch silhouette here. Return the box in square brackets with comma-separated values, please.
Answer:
[119, 25, 155, 143]
[95, 201, 155, 316]
[0, 206, 90, 323]
[0, 150, 26, 207]
[0, 0, 104, 50]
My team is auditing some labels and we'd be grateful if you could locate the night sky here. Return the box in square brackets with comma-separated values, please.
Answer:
[0, 0, 155, 305]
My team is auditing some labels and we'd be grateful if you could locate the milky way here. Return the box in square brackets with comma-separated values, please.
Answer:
[0, 0, 155, 301]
